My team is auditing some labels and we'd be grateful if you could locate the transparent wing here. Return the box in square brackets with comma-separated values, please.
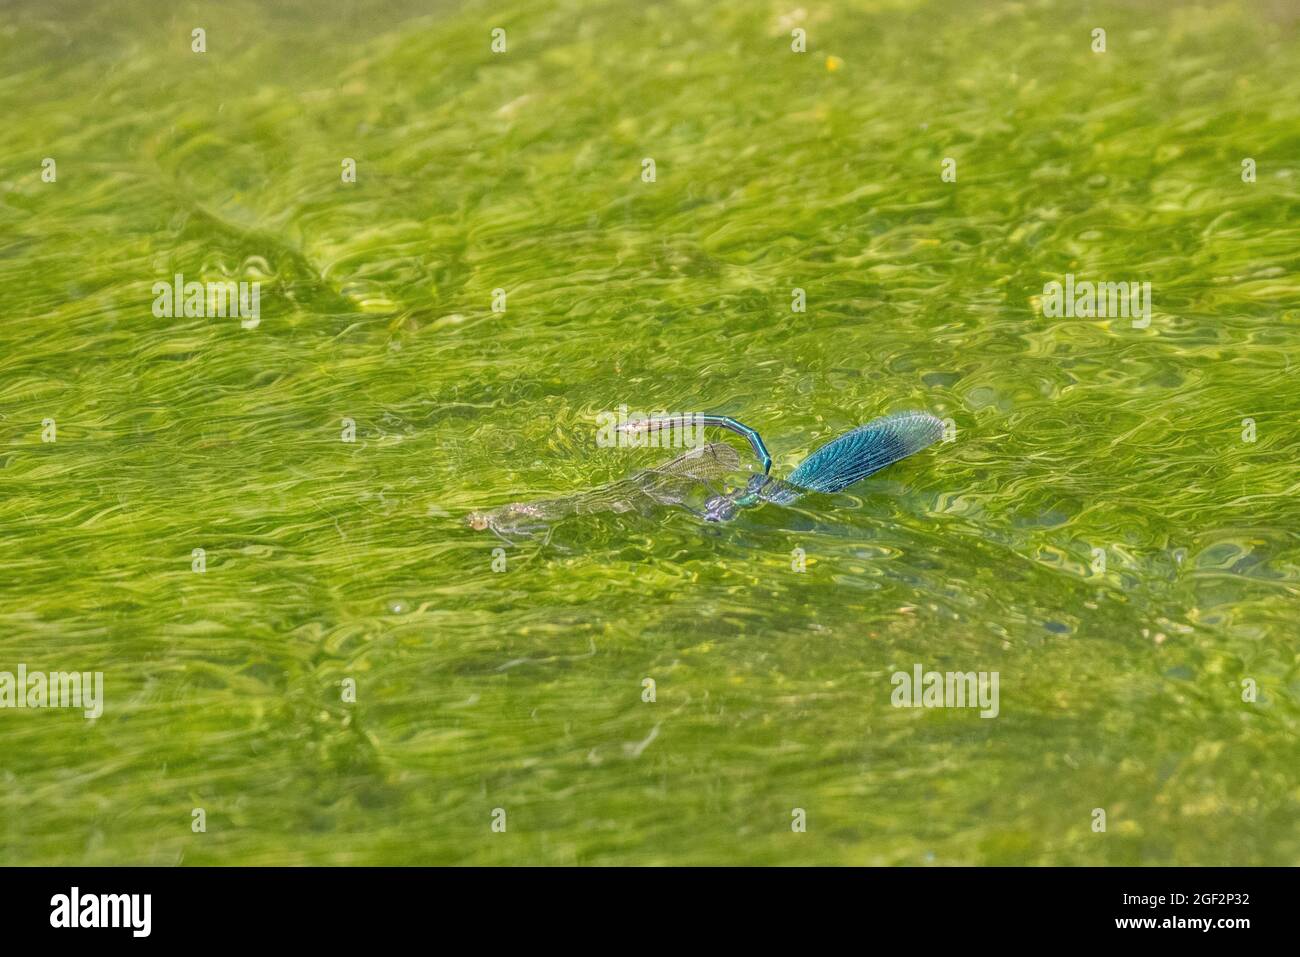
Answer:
[473, 442, 744, 536]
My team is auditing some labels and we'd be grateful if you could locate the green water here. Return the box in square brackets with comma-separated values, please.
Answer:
[2, 0, 1297, 865]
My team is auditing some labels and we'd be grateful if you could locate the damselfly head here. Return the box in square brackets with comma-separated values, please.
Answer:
[466, 511, 491, 531]
[702, 493, 738, 523]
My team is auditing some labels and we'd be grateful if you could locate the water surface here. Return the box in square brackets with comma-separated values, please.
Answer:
[0, 0, 1296, 864]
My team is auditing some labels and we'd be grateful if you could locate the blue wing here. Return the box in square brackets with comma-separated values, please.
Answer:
[783, 411, 944, 494]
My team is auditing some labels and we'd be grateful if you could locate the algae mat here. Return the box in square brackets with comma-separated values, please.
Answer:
[0, 0, 1297, 864]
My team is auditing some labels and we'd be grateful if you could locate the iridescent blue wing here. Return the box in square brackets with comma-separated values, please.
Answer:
[783, 411, 944, 494]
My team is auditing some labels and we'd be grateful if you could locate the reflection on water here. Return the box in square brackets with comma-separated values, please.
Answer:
[0, 0, 1296, 864]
